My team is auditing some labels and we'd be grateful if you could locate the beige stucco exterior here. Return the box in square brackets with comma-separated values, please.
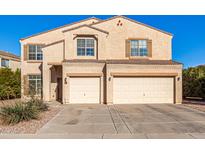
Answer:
[20, 16, 182, 104]
[0, 51, 20, 71]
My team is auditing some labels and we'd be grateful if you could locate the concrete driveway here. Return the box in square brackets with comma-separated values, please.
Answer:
[37, 104, 205, 138]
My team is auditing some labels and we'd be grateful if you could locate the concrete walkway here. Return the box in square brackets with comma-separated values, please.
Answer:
[1, 104, 205, 139]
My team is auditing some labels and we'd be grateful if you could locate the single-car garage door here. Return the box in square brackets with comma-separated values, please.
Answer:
[70, 77, 100, 104]
[113, 77, 174, 104]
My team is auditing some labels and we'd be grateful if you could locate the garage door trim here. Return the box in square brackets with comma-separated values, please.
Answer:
[111, 72, 178, 77]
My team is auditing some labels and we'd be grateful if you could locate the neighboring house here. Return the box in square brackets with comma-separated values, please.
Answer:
[20, 16, 182, 104]
[0, 50, 20, 71]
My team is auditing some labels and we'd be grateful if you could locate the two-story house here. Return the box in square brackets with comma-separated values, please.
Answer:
[0, 50, 20, 71]
[20, 16, 182, 104]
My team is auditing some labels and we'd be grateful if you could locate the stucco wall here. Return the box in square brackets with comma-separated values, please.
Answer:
[92, 17, 172, 60]
[64, 26, 108, 60]
[42, 42, 64, 101]
[9, 60, 21, 71]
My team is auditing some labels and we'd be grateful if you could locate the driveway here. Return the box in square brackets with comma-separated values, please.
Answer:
[37, 104, 205, 138]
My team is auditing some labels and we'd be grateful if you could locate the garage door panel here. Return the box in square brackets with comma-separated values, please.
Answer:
[113, 77, 174, 104]
[70, 77, 100, 104]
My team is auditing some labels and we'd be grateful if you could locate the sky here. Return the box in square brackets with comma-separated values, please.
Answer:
[0, 15, 204, 68]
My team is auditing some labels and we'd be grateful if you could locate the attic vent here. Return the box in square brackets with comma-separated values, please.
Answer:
[117, 20, 123, 26]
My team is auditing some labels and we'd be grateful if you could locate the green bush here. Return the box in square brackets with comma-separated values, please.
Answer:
[0, 102, 39, 125]
[183, 65, 205, 99]
[0, 68, 21, 100]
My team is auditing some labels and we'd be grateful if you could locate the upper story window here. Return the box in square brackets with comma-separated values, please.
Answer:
[130, 40, 148, 57]
[77, 38, 95, 56]
[1, 58, 9, 67]
[28, 45, 43, 60]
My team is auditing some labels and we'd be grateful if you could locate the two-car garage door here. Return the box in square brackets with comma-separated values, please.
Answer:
[113, 77, 174, 104]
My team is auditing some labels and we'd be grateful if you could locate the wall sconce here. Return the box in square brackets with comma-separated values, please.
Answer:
[177, 77, 180, 81]
[64, 77, 67, 84]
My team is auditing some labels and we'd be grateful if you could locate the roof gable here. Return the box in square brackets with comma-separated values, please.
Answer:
[20, 17, 102, 41]
[0, 50, 20, 60]
[91, 15, 173, 36]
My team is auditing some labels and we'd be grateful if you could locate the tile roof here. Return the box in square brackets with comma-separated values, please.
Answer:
[63, 59, 182, 65]
[0, 50, 20, 60]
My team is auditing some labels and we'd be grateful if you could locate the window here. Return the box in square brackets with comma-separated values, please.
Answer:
[28, 45, 43, 60]
[1, 58, 9, 67]
[28, 75, 42, 95]
[77, 38, 95, 56]
[130, 40, 148, 56]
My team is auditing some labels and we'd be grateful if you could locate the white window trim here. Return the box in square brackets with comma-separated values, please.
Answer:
[130, 39, 148, 57]
[28, 44, 43, 61]
[28, 75, 42, 95]
[76, 37, 97, 58]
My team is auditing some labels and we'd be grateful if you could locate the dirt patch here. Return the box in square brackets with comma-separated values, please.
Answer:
[0, 101, 63, 134]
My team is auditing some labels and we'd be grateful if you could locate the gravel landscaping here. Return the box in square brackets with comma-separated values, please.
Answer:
[0, 99, 63, 134]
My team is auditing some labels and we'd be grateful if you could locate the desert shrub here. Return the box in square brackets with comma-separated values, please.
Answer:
[0, 96, 49, 125]
[27, 98, 49, 112]
[0, 102, 39, 125]
[0, 68, 21, 100]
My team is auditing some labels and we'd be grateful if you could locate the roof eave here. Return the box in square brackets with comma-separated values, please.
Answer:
[62, 24, 109, 34]
[20, 17, 102, 41]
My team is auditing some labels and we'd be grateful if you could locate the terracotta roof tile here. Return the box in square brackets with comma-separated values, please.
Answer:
[0, 50, 20, 60]
[63, 59, 182, 65]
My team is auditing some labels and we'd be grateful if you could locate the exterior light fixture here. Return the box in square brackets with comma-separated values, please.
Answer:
[64, 77, 67, 84]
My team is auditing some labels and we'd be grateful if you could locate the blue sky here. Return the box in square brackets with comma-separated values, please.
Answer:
[0, 15, 204, 68]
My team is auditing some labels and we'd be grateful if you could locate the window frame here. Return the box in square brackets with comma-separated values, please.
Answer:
[28, 75, 42, 96]
[1, 58, 9, 67]
[28, 44, 43, 61]
[76, 38, 95, 57]
[129, 39, 148, 57]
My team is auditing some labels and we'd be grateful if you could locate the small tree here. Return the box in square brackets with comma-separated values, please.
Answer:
[183, 65, 205, 99]
[0, 68, 21, 100]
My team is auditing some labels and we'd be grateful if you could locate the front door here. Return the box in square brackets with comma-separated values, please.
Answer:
[57, 78, 62, 102]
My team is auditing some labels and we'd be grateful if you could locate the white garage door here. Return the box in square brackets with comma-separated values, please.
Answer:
[113, 77, 174, 104]
[70, 77, 100, 104]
